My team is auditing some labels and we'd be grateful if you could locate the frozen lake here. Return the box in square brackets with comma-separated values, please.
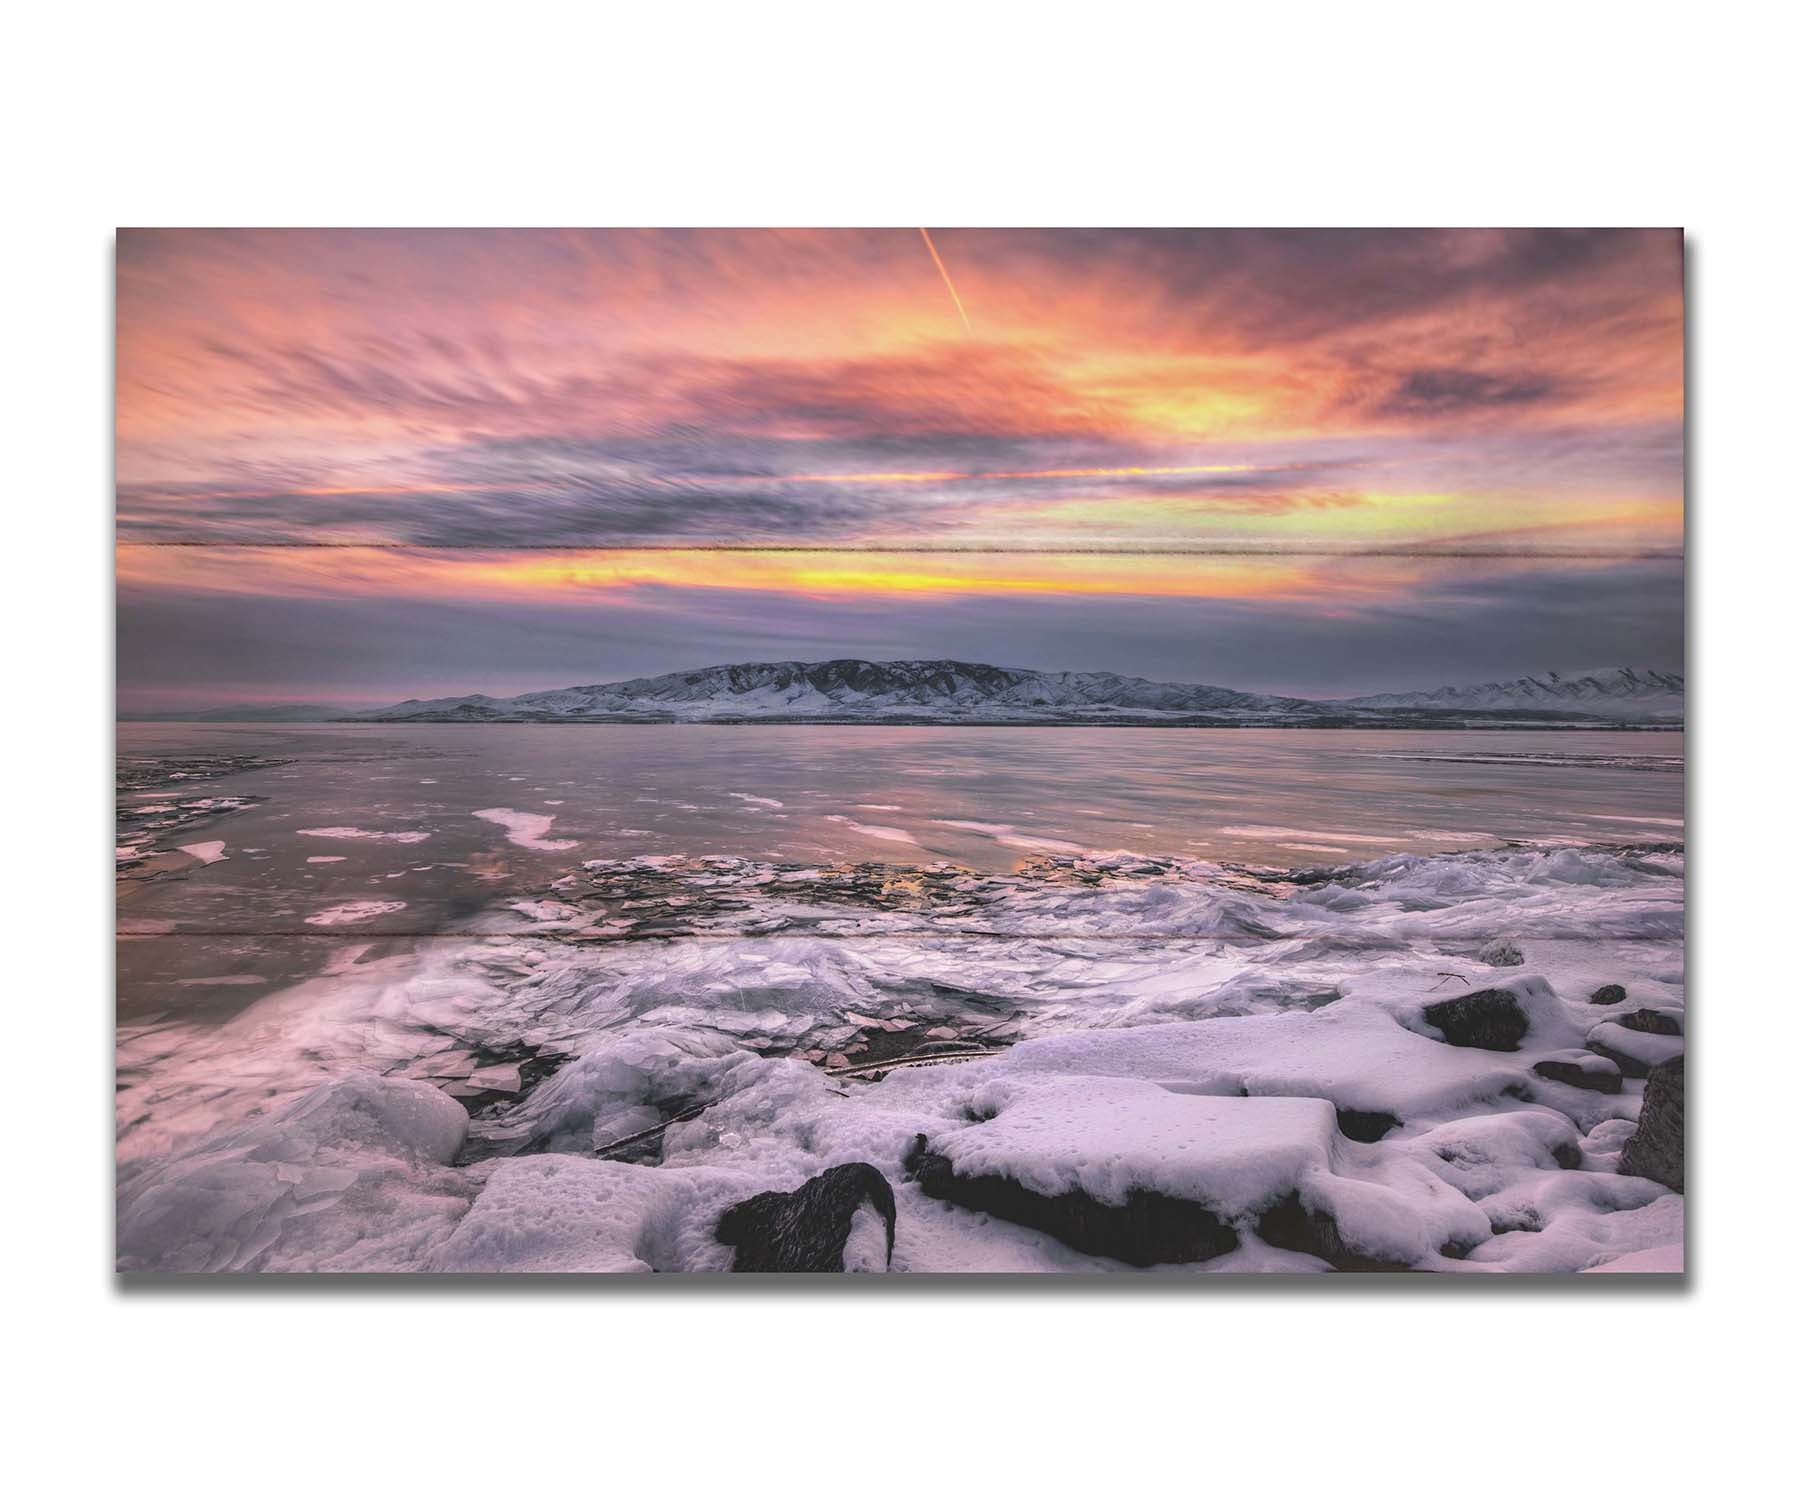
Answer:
[115, 723, 1687, 1271]
[118, 722, 1682, 930]
[116, 720, 1683, 1024]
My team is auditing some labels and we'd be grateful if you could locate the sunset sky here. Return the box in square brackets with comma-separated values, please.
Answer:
[116, 228, 1683, 710]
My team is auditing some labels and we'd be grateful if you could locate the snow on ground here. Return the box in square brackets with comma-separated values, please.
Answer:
[116, 843, 1684, 1274]
[1581, 1241, 1684, 1273]
[473, 807, 577, 851]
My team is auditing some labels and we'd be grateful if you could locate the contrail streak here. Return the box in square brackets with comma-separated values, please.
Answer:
[918, 227, 972, 333]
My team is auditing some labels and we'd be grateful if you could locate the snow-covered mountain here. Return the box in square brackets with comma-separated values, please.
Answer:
[360, 659, 1317, 724]
[354, 658, 1683, 725]
[1338, 667, 1684, 720]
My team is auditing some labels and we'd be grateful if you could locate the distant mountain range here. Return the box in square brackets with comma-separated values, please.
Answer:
[325, 659, 1682, 727]
[1338, 667, 1685, 718]
[119, 662, 1684, 727]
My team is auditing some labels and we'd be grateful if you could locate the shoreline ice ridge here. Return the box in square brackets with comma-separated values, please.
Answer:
[115, 841, 1686, 1273]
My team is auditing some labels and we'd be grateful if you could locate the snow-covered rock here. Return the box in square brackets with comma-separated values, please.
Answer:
[1531, 1050, 1624, 1094]
[428, 1156, 743, 1272]
[1586, 1021, 1685, 1078]
[1618, 1007, 1683, 1036]
[1412, 977, 1581, 1052]
[116, 843, 1686, 1275]
[907, 1080, 1490, 1269]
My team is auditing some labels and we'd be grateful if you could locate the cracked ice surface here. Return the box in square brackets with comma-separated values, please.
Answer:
[116, 843, 1684, 1273]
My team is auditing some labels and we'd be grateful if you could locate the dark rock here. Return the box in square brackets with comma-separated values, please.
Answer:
[1618, 1008, 1682, 1036]
[1335, 1107, 1401, 1143]
[715, 1162, 896, 1272]
[1590, 983, 1628, 1004]
[1585, 1023, 1682, 1080]
[1422, 988, 1531, 1051]
[1532, 1055, 1623, 1094]
[1255, 1193, 1420, 1271]
[905, 1135, 1237, 1266]
[1587, 1043, 1647, 1079]
[1620, 1056, 1685, 1193]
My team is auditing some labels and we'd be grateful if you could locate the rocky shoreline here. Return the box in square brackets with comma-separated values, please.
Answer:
[116, 842, 1685, 1273]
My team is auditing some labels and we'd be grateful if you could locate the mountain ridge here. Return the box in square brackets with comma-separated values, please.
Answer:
[345, 658, 1684, 727]
[1337, 666, 1684, 717]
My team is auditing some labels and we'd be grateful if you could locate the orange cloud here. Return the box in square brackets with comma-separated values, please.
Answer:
[116, 229, 1684, 561]
[118, 543, 1338, 606]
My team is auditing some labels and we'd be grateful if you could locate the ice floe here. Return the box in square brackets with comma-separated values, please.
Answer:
[824, 815, 919, 845]
[303, 900, 409, 927]
[116, 752, 277, 868]
[473, 807, 577, 851]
